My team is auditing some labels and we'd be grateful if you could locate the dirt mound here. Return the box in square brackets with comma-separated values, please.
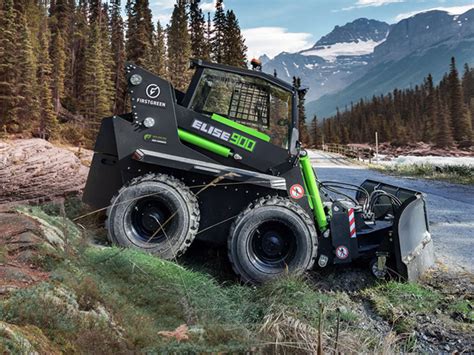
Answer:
[0, 139, 91, 208]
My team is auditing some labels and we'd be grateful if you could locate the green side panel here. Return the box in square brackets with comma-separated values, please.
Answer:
[178, 128, 232, 157]
[299, 155, 328, 231]
[211, 113, 270, 142]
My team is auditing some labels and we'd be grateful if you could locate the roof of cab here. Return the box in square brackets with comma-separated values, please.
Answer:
[190, 59, 295, 93]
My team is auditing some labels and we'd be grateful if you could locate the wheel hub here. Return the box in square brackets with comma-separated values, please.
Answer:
[261, 233, 285, 257]
[140, 209, 164, 233]
[251, 221, 296, 265]
[131, 198, 170, 242]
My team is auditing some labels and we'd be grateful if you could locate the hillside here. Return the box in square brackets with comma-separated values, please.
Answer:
[0, 202, 472, 353]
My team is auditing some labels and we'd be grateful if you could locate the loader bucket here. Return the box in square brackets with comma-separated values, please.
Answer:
[357, 180, 435, 281]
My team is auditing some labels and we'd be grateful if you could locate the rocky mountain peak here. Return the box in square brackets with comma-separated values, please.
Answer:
[314, 18, 390, 47]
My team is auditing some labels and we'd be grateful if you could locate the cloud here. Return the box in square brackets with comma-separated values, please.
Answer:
[342, 0, 404, 11]
[149, 1, 175, 26]
[201, 0, 222, 13]
[395, 4, 474, 21]
[151, 0, 176, 10]
[148, 0, 221, 26]
[242, 27, 313, 60]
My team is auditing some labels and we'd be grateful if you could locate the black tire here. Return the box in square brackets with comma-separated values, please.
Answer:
[228, 196, 318, 284]
[106, 174, 200, 259]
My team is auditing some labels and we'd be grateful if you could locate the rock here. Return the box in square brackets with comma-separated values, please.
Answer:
[0, 321, 60, 354]
[0, 285, 19, 294]
[0, 213, 38, 238]
[0, 139, 91, 207]
[0, 266, 37, 283]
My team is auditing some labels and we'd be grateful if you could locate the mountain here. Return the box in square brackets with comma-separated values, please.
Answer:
[306, 9, 474, 118]
[262, 19, 390, 102]
[315, 18, 390, 45]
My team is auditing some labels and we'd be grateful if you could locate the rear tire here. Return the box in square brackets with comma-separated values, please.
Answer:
[106, 174, 200, 259]
[228, 196, 318, 284]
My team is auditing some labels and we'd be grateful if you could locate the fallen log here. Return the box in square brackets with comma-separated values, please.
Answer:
[0, 139, 91, 207]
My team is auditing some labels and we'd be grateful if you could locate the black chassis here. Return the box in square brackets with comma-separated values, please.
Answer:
[83, 62, 433, 278]
[83, 62, 317, 246]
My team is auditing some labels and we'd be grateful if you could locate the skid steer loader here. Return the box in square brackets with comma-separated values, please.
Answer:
[83, 60, 434, 284]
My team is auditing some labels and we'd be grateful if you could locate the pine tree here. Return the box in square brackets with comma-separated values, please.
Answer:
[311, 115, 322, 147]
[16, 11, 40, 131]
[70, 1, 89, 105]
[189, 0, 210, 60]
[110, 0, 126, 114]
[422, 74, 436, 143]
[167, 0, 192, 91]
[222, 10, 247, 67]
[152, 20, 167, 76]
[0, 0, 19, 131]
[126, 0, 155, 68]
[80, 22, 112, 138]
[435, 92, 454, 148]
[447, 57, 472, 145]
[211, 0, 226, 63]
[462, 63, 474, 105]
[99, 2, 116, 109]
[48, 0, 75, 100]
[462, 64, 474, 121]
[37, 19, 58, 139]
[51, 30, 66, 114]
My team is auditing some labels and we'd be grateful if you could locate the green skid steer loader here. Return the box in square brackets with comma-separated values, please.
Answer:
[83, 60, 435, 284]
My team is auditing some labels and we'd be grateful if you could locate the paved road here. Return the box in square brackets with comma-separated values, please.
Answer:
[309, 150, 474, 272]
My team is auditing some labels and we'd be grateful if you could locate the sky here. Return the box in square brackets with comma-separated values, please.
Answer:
[147, 0, 474, 59]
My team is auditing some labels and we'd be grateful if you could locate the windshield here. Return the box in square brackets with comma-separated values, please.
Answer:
[190, 68, 292, 149]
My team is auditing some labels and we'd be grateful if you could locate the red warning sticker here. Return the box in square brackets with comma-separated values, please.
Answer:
[289, 184, 305, 199]
[336, 245, 349, 260]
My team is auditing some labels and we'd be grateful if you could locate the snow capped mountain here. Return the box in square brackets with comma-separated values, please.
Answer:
[300, 18, 390, 62]
[307, 9, 474, 118]
[260, 11, 474, 119]
[300, 39, 384, 62]
[262, 18, 389, 102]
[315, 18, 390, 45]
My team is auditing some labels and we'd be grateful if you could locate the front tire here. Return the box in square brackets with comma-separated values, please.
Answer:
[228, 196, 318, 284]
[106, 174, 200, 259]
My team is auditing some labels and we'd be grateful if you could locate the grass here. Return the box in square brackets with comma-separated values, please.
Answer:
[363, 281, 443, 333]
[448, 299, 474, 323]
[1, 203, 473, 353]
[371, 163, 474, 185]
[0, 241, 373, 353]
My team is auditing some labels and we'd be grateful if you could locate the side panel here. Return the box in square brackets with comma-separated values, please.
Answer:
[83, 117, 122, 209]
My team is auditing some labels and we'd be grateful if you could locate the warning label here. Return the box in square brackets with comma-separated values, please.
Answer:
[289, 184, 305, 199]
[335, 245, 349, 260]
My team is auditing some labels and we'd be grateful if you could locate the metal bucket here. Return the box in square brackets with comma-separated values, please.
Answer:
[358, 180, 435, 281]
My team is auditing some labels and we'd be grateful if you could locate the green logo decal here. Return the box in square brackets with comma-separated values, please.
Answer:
[229, 132, 256, 152]
[143, 134, 167, 144]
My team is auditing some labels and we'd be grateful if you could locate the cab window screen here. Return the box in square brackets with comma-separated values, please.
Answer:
[190, 68, 292, 149]
[229, 83, 269, 128]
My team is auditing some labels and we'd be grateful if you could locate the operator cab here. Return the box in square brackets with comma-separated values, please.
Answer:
[183, 60, 298, 151]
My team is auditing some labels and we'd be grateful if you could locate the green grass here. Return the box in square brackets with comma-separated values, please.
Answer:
[371, 163, 474, 185]
[2, 204, 473, 353]
[364, 281, 442, 333]
[448, 299, 474, 323]
[0, 241, 367, 353]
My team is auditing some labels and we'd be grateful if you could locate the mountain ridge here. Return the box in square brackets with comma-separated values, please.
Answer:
[260, 9, 474, 119]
